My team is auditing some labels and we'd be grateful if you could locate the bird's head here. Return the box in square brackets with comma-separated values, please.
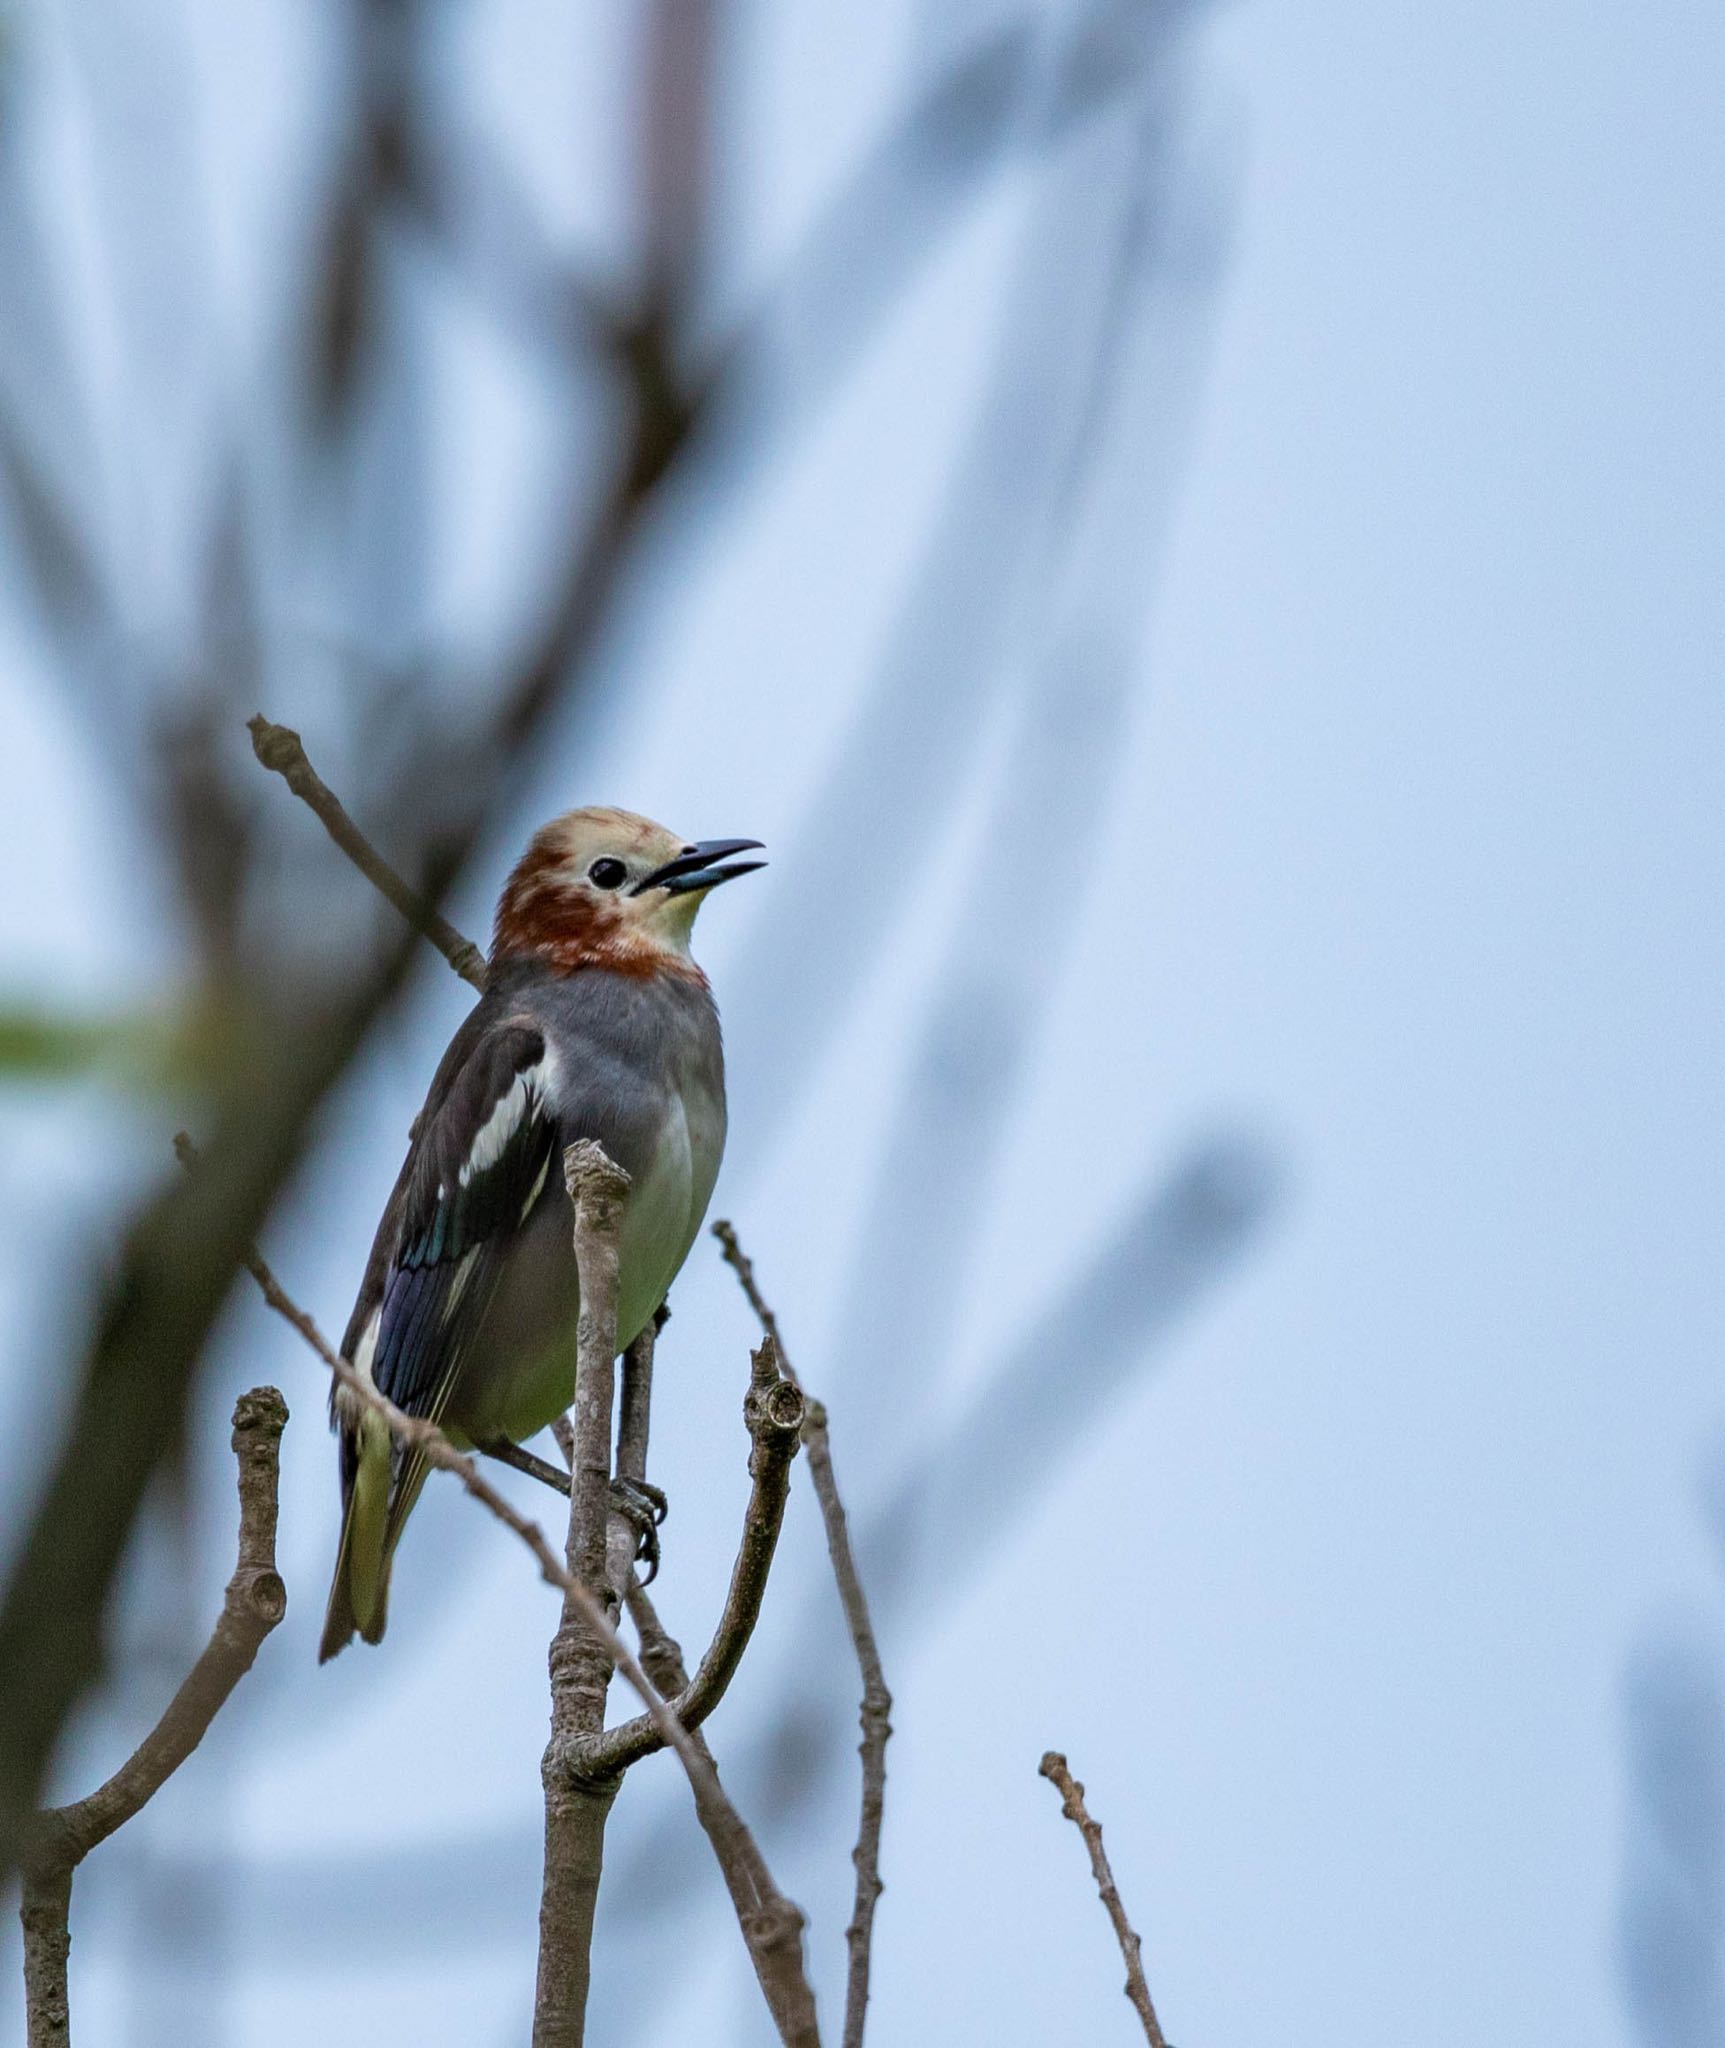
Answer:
[490, 807, 764, 979]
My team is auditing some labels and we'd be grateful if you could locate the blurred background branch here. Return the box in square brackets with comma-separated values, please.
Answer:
[1621, 1447, 1725, 2048]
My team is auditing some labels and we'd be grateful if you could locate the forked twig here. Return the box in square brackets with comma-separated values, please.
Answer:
[468, 1321, 807, 1784]
[1038, 1750, 1169, 2048]
[579, 1334, 803, 1780]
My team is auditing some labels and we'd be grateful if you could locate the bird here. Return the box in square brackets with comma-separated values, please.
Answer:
[319, 807, 763, 1661]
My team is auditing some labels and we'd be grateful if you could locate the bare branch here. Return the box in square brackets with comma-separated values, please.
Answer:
[576, 1338, 803, 1779]
[626, 1575, 821, 2048]
[20, 1388, 289, 2048]
[478, 1318, 805, 1786]
[18, 1867, 70, 2048]
[712, 1221, 891, 2048]
[808, 1401, 891, 2048]
[246, 715, 489, 989]
[564, 1143, 631, 1603]
[1038, 1751, 1169, 2048]
[534, 1143, 632, 2047]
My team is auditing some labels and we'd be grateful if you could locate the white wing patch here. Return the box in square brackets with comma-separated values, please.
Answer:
[457, 1073, 531, 1187]
[455, 1043, 561, 1190]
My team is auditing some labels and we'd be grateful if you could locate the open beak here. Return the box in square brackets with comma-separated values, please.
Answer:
[634, 838, 767, 896]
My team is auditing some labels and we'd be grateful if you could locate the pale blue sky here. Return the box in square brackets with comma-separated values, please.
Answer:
[1, 1, 1721, 2043]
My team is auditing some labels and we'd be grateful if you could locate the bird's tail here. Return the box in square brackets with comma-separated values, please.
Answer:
[320, 1407, 399, 1661]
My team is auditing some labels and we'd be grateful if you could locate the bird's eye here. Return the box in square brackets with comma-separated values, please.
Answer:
[588, 858, 628, 890]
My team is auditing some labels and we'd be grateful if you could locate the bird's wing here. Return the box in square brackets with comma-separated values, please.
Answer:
[364, 1018, 561, 1516]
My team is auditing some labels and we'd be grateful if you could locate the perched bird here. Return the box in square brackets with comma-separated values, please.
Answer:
[319, 808, 763, 1661]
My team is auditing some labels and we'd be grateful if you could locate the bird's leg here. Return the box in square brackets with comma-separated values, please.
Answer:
[479, 1432, 661, 1571]
[477, 1438, 571, 1497]
[613, 1316, 668, 1581]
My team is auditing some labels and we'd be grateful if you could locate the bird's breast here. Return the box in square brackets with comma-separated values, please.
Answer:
[616, 1072, 724, 1342]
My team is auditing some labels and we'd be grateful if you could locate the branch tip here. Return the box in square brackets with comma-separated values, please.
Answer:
[232, 1385, 288, 1439]
[1037, 1747, 1169, 2048]
[562, 1138, 632, 1219]
[245, 712, 304, 777]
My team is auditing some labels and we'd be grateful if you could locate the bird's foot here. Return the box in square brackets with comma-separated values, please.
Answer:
[609, 1477, 669, 1583]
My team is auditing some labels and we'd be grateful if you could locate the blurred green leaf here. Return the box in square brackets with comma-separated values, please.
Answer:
[0, 995, 272, 1093]
[0, 1004, 186, 1088]
[0, 1009, 124, 1076]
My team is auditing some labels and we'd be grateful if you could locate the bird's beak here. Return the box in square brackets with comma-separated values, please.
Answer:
[634, 839, 767, 896]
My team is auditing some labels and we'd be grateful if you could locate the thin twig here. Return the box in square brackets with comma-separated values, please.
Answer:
[1038, 1751, 1169, 2048]
[712, 1218, 795, 1382]
[807, 1401, 890, 2048]
[563, 1143, 628, 1607]
[246, 715, 489, 989]
[713, 1220, 892, 2048]
[626, 1574, 820, 2047]
[20, 1388, 289, 2048]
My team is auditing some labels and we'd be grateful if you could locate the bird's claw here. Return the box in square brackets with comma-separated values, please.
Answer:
[609, 1477, 669, 1583]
